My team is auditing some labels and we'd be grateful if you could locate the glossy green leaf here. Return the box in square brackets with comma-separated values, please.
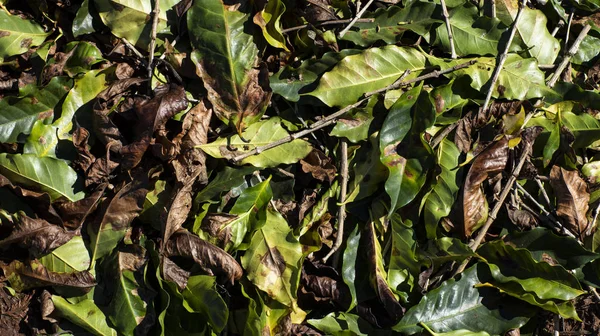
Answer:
[188, 0, 268, 130]
[0, 9, 51, 61]
[388, 216, 420, 299]
[419, 237, 475, 266]
[255, 0, 287, 50]
[39, 236, 90, 273]
[93, 0, 180, 48]
[342, 223, 361, 312]
[422, 139, 461, 239]
[307, 45, 427, 107]
[342, 2, 440, 47]
[330, 95, 377, 143]
[180, 275, 228, 332]
[528, 111, 600, 149]
[194, 166, 257, 204]
[0, 76, 71, 144]
[199, 117, 312, 168]
[346, 134, 387, 203]
[241, 209, 304, 315]
[52, 296, 117, 336]
[73, 0, 102, 37]
[393, 264, 531, 335]
[0, 153, 83, 202]
[308, 312, 385, 336]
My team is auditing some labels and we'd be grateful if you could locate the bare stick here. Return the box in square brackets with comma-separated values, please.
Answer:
[148, 0, 161, 81]
[440, 0, 457, 59]
[227, 60, 476, 163]
[121, 39, 146, 63]
[481, 0, 527, 114]
[490, 0, 496, 18]
[565, 11, 574, 48]
[547, 25, 591, 88]
[283, 18, 375, 34]
[322, 139, 348, 264]
[551, 21, 565, 37]
[430, 123, 458, 148]
[453, 131, 534, 275]
[338, 0, 374, 38]
[535, 177, 553, 211]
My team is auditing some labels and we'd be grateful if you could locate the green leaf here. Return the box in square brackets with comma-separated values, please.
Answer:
[308, 312, 386, 336]
[380, 85, 421, 215]
[505, 228, 600, 270]
[0, 9, 51, 61]
[199, 117, 312, 168]
[241, 209, 304, 315]
[0, 153, 83, 202]
[52, 296, 117, 336]
[528, 111, 600, 149]
[180, 275, 228, 332]
[330, 95, 377, 143]
[194, 166, 257, 205]
[393, 264, 531, 335]
[270, 49, 361, 102]
[0, 76, 71, 144]
[478, 241, 585, 301]
[255, 0, 288, 50]
[188, 0, 268, 130]
[422, 139, 461, 239]
[93, 0, 180, 48]
[573, 26, 600, 65]
[419, 237, 475, 266]
[342, 223, 361, 312]
[306, 45, 426, 107]
[297, 181, 337, 237]
[388, 216, 420, 300]
[346, 135, 387, 203]
[341, 2, 440, 47]
[73, 0, 102, 37]
[39, 236, 90, 273]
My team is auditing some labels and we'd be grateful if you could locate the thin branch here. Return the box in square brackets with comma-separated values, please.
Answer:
[148, 0, 161, 81]
[430, 123, 458, 148]
[338, 0, 375, 38]
[551, 21, 565, 37]
[535, 177, 553, 211]
[481, 0, 527, 114]
[547, 25, 592, 88]
[440, 0, 457, 59]
[565, 11, 574, 49]
[227, 60, 476, 163]
[322, 139, 348, 264]
[490, 0, 496, 18]
[121, 38, 146, 63]
[282, 18, 375, 34]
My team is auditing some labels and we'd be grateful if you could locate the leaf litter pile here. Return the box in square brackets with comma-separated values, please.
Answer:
[6, 0, 600, 334]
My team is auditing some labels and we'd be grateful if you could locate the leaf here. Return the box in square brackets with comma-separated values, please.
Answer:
[422, 139, 461, 239]
[270, 49, 361, 102]
[549, 166, 591, 238]
[105, 247, 150, 336]
[308, 312, 384, 336]
[2, 260, 95, 292]
[388, 216, 420, 303]
[0, 76, 71, 143]
[306, 45, 427, 107]
[393, 264, 531, 335]
[241, 209, 304, 314]
[73, 0, 103, 37]
[52, 296, 117, 336]
[164, 229, 243, 285]
[188, 0, 270, 130]
[194, 166, 258, 204]
[88, 176, 148, 261]
[477, 241, 585, 301]
[461, 137, 508, 237]
[342, 224, 361, 312]
[341, 2, 440, 47]
[505, 228, 599, 270]
[180, 275, 228, 332]
[39, 236, 91, 273]
[380, 85, 421, 215]
[346, 135, 387, 203]
[254, 0, 288, 50]
[93, 0, 180, 48]
[528, 111, 600, 150]
[0, 213, 74, 257]
[0, 9, 51, 61]
[0, 153, 83, 202]
[199, 117, 312, 168]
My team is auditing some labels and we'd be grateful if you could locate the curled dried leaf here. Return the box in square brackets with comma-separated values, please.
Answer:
[550, 166, 592, 238]
[300, 149, 337, 183]
[164, 230, 243, 285]
[1, 260, 96, 292]
[0, 213, 74, 257]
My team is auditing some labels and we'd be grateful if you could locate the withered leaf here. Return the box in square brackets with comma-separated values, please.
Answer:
[507, 206, 539, 231]
[1, 260, 95, 292]
[93, 175, 148, 232]
[454, 117, 472, 153]
[135, 84, 188, 133]
[160, 255, 190, 290]
[0, 213, 74, 257]
[300, 149, 337, 183]
[462, 137, 509, 237]
[550, 166, 591, 238]
[72, 124, 95, 173]
[299, 269, 350, 309]
[0, 284, 31, 335]
[164, 230, 243, 285]
[0, 175, 63, 225]
[55, 184, 106, 229]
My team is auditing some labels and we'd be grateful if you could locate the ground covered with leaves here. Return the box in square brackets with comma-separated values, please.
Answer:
[4, 0, 600, 334]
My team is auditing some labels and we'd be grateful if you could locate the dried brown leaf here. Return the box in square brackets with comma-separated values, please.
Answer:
[550, 166, 592, 238]
[454, 117, 472, 153]
[0, 214, 74, 257]
[0, 284, 30, 335]
[55, 184, 106, 230]
[462, 137, 509, 237]
[135, 84, 188, 133]
[300, 149, 336, 183]
[164, 230, 243, 285]
[1, 260, 95, 292]
[0, 175, 63, 225]
[160, 255, 190, 290]
[507, 206, 539, 231]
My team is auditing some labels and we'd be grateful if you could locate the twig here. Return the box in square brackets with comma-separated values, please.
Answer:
[148, 0, 161, 81]
[322, 140, 348, 264]
[551, 21, 565, 37]
[121, 39, 146, 63]
[440, 0, 457, 59]
[554, 315, 560, 336]
[282, 18, 375, 34]
[481, 0, 527, 114]
[430, 123, 458, 148]
[547, 25, 591, 88]
[338, 0, 374, 38]
[516, 183, 578, 240]
[591, 201, 600, 236]
[565, 11, 574, 49]
[535, 177, 553, 211]
[453, 129, 535, 275]
[227, 60, 476, 163]
[490, 0, 496, 18]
